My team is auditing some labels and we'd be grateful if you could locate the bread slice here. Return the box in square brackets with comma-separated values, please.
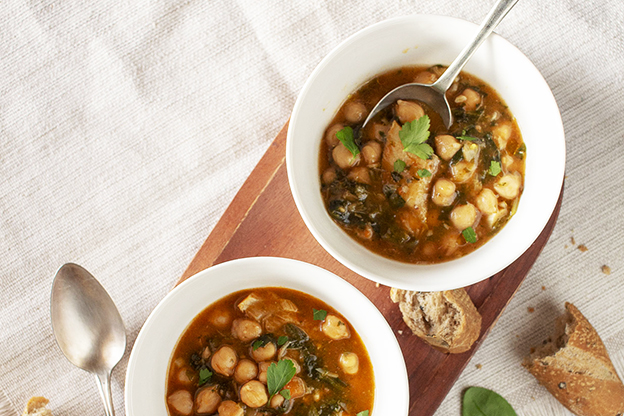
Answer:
[390, 288, 481, 353]
[523, 303, 624, 416]
[21, 397, 52, 416]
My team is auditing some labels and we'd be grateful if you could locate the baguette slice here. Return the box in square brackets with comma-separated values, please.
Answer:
[22, 397, 52, 416]
[390, 288, 481, 353]
[523, 302, 624, 416]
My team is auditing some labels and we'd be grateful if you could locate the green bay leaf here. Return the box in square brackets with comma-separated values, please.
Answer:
[463, 387, 517, 416]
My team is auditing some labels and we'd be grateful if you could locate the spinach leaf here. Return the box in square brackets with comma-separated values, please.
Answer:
[463, 387, 517, 416]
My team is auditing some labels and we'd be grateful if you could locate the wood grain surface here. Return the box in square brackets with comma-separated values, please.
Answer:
[177, 120, 564, 416]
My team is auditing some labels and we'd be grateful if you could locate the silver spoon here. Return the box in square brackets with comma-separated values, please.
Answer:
[51, 263, 126, 416]
[362, 0, 519, 130]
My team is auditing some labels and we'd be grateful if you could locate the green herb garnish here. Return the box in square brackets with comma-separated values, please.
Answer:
[417, 169, 431, 178]
[463, 387, 517, 416]
[313, 308, 328, 321]
[399, 115, 433, 160]
[457, 135, 478, 141]
[336, 126, 360, 157]
[252, 339, 264, 350]
[267, 360, 297, 397]
[279, 389, 291, 400]
[462, 227, 477, 244]
[394, 159, 406, 173]
[488, 161, 501, 176]
[356, 411, 370, 416]
[277, 335, 289, 346]
[198, 368, 212, 386]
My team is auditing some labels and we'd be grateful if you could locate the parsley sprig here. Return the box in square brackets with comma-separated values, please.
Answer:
[198, 368, 212, 386]
[399, 115, 433, 160]
[336, 126, 360, 157]
[488, 161, 501, 176]
[313, 308, 328, 321]
[267, 359, 297, 398]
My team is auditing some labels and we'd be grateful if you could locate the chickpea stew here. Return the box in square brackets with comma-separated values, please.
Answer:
[166, 287, 374, 416]
[320, 65, 526, 264]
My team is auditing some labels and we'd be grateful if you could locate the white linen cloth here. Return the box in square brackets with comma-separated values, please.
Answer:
[1, 0, 623, 415]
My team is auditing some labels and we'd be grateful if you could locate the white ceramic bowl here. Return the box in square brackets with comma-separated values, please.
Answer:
[287, 15, 565, 291]
[125, 257, 409, 416]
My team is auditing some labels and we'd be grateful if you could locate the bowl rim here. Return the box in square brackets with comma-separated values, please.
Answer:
[286, 14, 566, 291]
[124, 256, 409, 416]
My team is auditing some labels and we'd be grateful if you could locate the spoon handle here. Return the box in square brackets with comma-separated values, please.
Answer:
[95, 372, 115, 416]
[434, 0, 519, 93]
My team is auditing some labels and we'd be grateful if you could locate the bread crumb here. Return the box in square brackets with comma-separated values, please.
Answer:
[564, 244, 568, 249]
[602, 265, 611, 275]
[375, 282, 380, 288]
[475, 364, 482, 369]
[516, 334, 520, 338]
[541, 285, 546, 291]
[578, 244, 588, 252]
[397, 330, 403, 335]
[528, 307, 535, 313]
[570, 236, 576, 245]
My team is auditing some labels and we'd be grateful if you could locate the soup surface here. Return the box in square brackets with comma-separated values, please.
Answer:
[166, 287, 374, 416]
[319, 65, 526, 263]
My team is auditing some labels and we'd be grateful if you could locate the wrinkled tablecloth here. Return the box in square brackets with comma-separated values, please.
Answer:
[1, 0, 623, 415]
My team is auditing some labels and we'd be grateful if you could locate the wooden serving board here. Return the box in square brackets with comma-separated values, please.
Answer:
[177, 121, 563, 416]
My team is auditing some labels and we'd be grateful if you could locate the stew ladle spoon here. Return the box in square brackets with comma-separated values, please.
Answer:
[51, 263, 126, 416]
[362, 0, 519, 130]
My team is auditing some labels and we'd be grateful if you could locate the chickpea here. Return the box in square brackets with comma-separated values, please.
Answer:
[362, 141, 382, 165]
[270, 394, 285, 409]
[321, 314, 351, 340]
[240, 380, 268, 408]
[231, 319, 262, 342]
[451, 160, 476, 183]
[284, 376, 307, 399]
[450, 203, 478, 231]
[492, 122, 512, 150]
[211, 346, 238, 377]
[177, 367, 194, 384]
[257, 361, 274, 384]
[195, 386, 222, 414]
[431, 179, 456, 207]
[343, 101, 367, 124]
[435, 135, 461, 161]
[209, 309, 233, 329]
[234, 359, 258, 384]
[201, 346, 211, 361]
[321, 168, 336, 185]
[339, 352, 359, 375]
[455, 88, 481, 111]
[168, 390, 193, 416]
[494, 173, 521, 200]
[462, 142, 479, 162]
[414, 71, 437, 84]
[501, 154, 514, 170]
[251, 341, 276, 362]
[332, 143, 360, 170]
[396, 100, 425, 124]
[218, 400, 244, 416]
[325, 123, 344, 148]
[347, 167, 371, 185]
[475, 188, 498, 214]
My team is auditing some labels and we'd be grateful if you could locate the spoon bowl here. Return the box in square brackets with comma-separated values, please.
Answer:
[51, 263, 126, 416]
[362, 0, 519, 130]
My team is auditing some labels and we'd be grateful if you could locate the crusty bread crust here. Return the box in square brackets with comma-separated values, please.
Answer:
[523, 303, 624, 416]
[22, 397, 52, 416]
[390, 287, 481, 354]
